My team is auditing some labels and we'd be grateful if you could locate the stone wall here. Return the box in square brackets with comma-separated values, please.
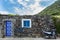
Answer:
[0, 15, 55, 38]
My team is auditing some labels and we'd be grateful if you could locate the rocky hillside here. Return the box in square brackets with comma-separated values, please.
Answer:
[37, 0, 60, 15]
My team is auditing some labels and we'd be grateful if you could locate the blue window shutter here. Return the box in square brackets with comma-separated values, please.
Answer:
[24, 20, 30, 28]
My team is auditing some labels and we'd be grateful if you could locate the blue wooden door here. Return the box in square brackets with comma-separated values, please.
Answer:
[5, 21, 12, 37]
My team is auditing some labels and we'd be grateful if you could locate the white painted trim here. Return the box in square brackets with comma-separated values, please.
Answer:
[2, 19, 16, 21]
[22, 19, 31, 28]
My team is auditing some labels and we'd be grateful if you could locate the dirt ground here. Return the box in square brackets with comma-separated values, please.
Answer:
[0, 38, 59, 40]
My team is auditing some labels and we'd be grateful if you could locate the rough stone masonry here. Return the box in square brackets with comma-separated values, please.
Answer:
[0, 15, 56, 38]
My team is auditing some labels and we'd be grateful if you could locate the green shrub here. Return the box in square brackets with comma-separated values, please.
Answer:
[52, 15, 60, 34]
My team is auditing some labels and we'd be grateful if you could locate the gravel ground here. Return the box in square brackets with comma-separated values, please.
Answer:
[0, 38, 59, 40]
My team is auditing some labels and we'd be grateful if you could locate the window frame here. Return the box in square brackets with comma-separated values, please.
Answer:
[22, 19, 31, 28]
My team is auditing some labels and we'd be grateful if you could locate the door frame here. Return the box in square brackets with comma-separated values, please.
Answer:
[2, 19, 16, 37]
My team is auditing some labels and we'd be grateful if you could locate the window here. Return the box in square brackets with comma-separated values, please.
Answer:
[22, 19, 31, 28]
